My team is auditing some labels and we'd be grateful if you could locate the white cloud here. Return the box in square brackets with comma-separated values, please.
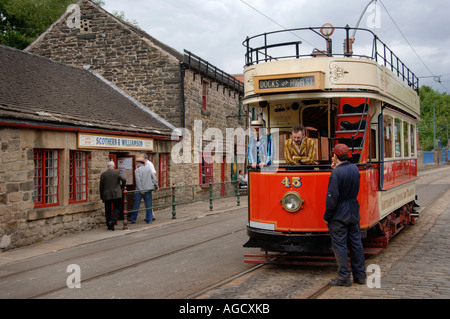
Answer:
[102, 0, 450, 92]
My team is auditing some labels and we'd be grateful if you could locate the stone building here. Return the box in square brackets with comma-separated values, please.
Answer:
[26, 0, 246, 190]
[0, 45, 177, 249]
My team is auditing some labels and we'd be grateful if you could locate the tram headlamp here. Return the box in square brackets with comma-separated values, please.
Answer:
[281, 191, 303, 213]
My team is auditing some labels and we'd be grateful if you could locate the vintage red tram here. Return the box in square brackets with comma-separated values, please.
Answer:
[242, 26, 420, 254]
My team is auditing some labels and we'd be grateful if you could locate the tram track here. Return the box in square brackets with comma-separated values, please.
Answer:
[185, 264, 265, 299]
[0, 209, 253, 299]
[28, 227, 247, 299]
[306, 283, 332, 299]
[0, 210, 241, 282]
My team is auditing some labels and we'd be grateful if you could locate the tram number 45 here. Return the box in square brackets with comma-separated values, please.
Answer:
[281, 177, 302, 188]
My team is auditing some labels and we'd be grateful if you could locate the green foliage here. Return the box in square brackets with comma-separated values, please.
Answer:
[418, 85, 450, 150]
[0, 0, 131, 49]
[0, 0, 77, 49]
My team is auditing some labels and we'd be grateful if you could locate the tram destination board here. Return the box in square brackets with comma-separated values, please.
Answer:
[254, 71, 324, 93]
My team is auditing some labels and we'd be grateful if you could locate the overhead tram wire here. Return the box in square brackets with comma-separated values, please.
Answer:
[419, 73, 450, 85]
[378, 0, 449, 93]
[239, 0, 318, 50]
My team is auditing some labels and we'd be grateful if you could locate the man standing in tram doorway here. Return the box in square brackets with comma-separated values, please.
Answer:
[324, 144, 366, 286]
[100, 161, 126, 231]
[284, 124, 317, 165]
[248, 120, 273, 169]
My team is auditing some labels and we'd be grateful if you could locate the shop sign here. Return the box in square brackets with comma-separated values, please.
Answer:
[78, 133, 153, 151]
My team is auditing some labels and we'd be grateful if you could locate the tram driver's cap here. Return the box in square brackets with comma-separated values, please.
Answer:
[332, 144, 351, 157]
[251, 120, 264, 127]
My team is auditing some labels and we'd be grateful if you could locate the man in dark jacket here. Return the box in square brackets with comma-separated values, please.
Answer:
[100, 161, 126, 230]
[324, 144, 366, 286]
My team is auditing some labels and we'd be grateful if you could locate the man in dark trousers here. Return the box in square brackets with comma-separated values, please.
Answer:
[324, 144, 366, 286]
[100, 161, 126, 231]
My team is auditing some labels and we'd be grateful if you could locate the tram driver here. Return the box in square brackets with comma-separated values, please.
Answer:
[284, 124, 318, 165]
[248, 120, 273, 169]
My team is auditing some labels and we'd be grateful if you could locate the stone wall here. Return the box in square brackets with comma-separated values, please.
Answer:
[27, 0, 246, 189]
[0, 127, 179, 250]
[417, 148, 448, 171]
[28, 0, 184, 128]
[0, 127, 101, 249]
[3, 0, 247, 249]
[182, 69, 245, 187]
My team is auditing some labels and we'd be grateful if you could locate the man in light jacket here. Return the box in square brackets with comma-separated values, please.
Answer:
[131, 157, 158, 224]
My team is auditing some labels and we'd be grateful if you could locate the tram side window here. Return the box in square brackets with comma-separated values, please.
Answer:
[410, 125, 416, 157]
[383, 115, 393, 158]
[370, 129, 376, 159]
[394, 118, 401, 157]
[403, 122, 409, 157]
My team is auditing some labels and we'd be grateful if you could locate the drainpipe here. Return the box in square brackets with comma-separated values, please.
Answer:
[180, 62, 186, 131]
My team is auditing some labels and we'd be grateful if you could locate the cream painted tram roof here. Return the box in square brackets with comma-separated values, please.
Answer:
[243, 56, 420, 119]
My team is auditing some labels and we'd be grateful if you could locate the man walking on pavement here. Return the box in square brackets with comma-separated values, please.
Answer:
[131, 157, 158, 224]
[140, 153, 157, 220]
[324, 144, 366, 286]
[100, 161, 126, 231]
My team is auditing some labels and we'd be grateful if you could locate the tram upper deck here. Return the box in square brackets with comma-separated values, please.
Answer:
[242, 26, 420, 119]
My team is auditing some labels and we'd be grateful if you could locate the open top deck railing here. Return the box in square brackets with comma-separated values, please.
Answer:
[243, 26, 419, 92]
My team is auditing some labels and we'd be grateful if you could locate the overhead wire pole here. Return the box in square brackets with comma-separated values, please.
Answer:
[433, 104, 436, 149]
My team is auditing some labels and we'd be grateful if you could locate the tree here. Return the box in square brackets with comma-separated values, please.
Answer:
[418, 85, 450, 150]
[0, 0, 136, 50]
[0, 0, 77, 49]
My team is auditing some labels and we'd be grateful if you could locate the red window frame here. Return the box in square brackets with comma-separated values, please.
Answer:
[202, 81, 207, 110]
[199, 154, 213, 186]
[33, 149, 59, 208]
[159, 153, 169, 188]
[69, 151, 88, 204]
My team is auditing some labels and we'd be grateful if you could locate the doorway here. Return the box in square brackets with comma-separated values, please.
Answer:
[109, 153, 136, 219]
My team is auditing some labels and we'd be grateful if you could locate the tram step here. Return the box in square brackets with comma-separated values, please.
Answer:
[244, 247, 382, 266]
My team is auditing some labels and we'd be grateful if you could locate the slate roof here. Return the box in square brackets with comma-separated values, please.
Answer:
[0, 45, 175, 137]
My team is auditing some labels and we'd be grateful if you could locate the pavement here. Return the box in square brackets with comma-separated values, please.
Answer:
[0, 195, 247, 267]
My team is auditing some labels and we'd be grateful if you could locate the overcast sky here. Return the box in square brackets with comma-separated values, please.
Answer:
[102, 0, 450, 93]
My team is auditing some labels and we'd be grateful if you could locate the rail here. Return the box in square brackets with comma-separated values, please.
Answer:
[120, 181, 242, 229]
[183, 50, 244, 96]
[243, 25, 419, 92]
